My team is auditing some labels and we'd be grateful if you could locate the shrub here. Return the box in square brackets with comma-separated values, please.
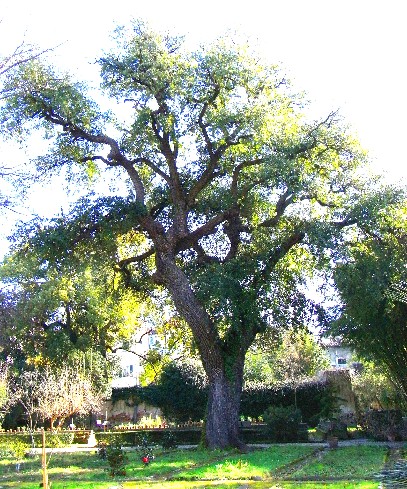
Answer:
[96, 433, 130, 475]
[72, 430, 89, 444]
[263, 405, 302, 442]
[106, 444, 128, 476]
[0, 436, 29, 459]
[134, 432, 155, 465]
[97, 440, 108, 459]
[0, 431, 74, 451]
[111, 371, 336, 426]
[315, 418, 349, 440]
[42, 432, 75, 447]
[360, 409, 404, 440]
[160, 430, 178, 449]
[95, 428, 201, 446]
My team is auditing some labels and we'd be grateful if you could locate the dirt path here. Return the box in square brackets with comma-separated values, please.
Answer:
[375, 447, 407, 488]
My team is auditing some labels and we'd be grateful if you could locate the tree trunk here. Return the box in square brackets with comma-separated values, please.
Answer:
[205, 367, 246, 450]
[154, 253, 251, 450]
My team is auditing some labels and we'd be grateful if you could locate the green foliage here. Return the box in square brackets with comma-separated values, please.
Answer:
[106, 443, 128, 476]
[97, 440, 108, 459]
[0, 194, 152, 369]
[144, 361, 208, 423]
[112, 366, 334, 426]
[241, 380, 335, 425]
[160, 431, 178, 450]
[263, 405, 302, 442]
[110, 385, 144, 405]
[0, 431, 74, 450]
[95, 429, 202, 446]
[0, 435, 29, 459]
[41, 431, 75, 447]
[139, 316, 197, 386]
[245, 326, 329, 385]
[329, 199, 407, 401]
[97, 434, 129, 475]
[270, 328, 330, 383]
[351, 361, 404, 412]
[315, 418, 348, 440]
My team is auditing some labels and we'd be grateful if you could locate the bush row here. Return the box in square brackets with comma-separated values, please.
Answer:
[0, 427, 279, 452]
[94, 426, 295, 445]
[95, 428, 202, 446]
[0, 431, 74, 456]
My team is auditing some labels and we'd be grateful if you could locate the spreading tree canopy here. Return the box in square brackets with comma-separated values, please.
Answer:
[0, 22, 399, 448]
[0, 212, 148, 365]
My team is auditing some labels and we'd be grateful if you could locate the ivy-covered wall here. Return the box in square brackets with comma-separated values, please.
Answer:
[110, 364, 340, 426]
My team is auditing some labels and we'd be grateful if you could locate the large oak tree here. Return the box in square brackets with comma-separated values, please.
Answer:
[0, 22, 396, 448]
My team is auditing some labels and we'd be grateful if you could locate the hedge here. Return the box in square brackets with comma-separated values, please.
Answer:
[112, 367, 335, 426]
[96, 426, 288, 445]
[240, 380, 336, 425]
[0, 431, 74, 449]
[95, 428, 202, 446]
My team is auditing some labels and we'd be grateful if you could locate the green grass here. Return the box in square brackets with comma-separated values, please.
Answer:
[174, 445, 315, 480]
[121, 482, 379, 489]
[287, 445, 388, 479]
[0, 445, 391, 488]
[0, 481, 381, 489]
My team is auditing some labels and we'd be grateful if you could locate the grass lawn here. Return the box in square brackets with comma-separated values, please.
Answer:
[285, 445, 388, 480]
[173, 445, 315, 480]
[0, 445, 393, 489]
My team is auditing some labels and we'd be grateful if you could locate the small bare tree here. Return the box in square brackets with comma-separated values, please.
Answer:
[37, 366, 105, 430]
[10, 370, 43, 432]
[9, 365, 107, 432]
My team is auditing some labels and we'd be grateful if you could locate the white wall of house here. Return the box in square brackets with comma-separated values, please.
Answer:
[111, 328, 157, 388]
[325, 345, 353, 369]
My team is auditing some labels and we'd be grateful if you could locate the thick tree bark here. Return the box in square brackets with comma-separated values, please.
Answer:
[154, 252, 249, 449]
[205, 360, 246, 450]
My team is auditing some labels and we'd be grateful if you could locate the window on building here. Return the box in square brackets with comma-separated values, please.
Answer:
[337, 357, 347, 366]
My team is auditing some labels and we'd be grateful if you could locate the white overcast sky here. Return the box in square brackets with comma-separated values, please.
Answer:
[0, 0, 406, 256]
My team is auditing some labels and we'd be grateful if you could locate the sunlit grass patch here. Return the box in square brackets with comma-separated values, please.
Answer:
[0, 445, 387, 488]
[0, 480, 381, 489]
[122, 480, 380, 489]
[124, 448, 234, 479]
[287, 445, 387, 479]
[174, 445, 315, 480]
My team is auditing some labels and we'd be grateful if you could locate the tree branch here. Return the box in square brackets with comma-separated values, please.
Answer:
[260, 188, 294, 227]
[253, 229, 305, 289]
[174, 209, 233, 253]
[116, 248, 155, 268]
